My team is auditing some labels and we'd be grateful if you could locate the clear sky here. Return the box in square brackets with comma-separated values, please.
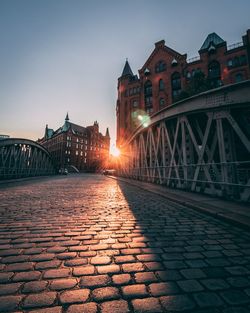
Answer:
[0, 0, 249, 148]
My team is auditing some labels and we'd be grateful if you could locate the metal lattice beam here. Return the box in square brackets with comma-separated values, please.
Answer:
[118, 81, 250, 202]
[0, 139, 56, 180]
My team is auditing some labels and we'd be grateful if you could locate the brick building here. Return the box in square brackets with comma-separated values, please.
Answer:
[116, 29, 250, 147]
[38, 114, 110, 172]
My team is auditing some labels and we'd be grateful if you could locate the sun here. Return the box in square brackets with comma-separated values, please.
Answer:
[110, 146, 120, 157]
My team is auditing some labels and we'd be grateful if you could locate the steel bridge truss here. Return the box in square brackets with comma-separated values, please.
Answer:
[119, 81, 250, 202]
[0, 139, 56, 180]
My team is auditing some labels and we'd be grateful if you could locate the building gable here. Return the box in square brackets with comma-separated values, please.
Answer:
[139, 40, 186, 75]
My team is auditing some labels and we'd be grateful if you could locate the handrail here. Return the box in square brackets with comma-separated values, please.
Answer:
[227, 42, 244, 50]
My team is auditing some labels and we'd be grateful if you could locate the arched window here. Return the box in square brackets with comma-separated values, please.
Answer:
[235, 73, 243, 83]
[144, 80, 153, 111]
[208, 61, 221, 88]
[159, 79, 165, 91]
[155, 60, 166, 73]
[171, 72, 182, 100]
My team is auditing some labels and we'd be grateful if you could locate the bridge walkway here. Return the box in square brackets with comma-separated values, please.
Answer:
[0, 174, 249, 312]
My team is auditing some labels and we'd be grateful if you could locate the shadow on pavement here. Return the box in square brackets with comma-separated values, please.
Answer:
[115, 179, 250, 312]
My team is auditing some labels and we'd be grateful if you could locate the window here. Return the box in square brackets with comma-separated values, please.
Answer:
[228, 55, 247, 69]
[233, 56, 239, 67]
[144, 80, 153, 110]
[235, 73, 243, 83]
[145, 96, 152, 106]
[208, 61, 220, 78]
[173, 90, 181, 97]
[171, 72, 181, 89]
[186, 71, 191, 79]
[227, 59, 233, 68]
[132, 100, 138, 108]
[159, 79, 165, 91]
[171, 72, 182, 100]
[155, 60, 166, 73]
[208, 61, 221, 88]
[159, 98, 165, 107]
[76, 151, 78, 155]
[144, 80, 152, 95]
[240, 55, 247, 66]
[146, 107, 154, 113]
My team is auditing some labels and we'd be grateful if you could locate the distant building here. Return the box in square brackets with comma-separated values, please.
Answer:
[116, 29, 250, 147]
[0, 134, 10, 140]
[38, 114, 110, 172]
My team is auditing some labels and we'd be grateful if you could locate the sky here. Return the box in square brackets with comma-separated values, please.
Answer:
[0, 0, 250, 149]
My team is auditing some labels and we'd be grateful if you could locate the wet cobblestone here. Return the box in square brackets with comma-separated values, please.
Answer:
[0, 174, 250, 312]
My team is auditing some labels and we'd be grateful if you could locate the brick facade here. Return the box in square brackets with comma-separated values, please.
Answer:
[38, 114, 110, 172]
[116, 30, 250, 147]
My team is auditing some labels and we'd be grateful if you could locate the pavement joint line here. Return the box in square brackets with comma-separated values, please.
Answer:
[108, 175, 250, 231]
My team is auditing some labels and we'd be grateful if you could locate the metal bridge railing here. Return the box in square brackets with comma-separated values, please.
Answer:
[0, 138, 57, 180]
[118, 81, 250, 202]
[120, 161, 250, 201]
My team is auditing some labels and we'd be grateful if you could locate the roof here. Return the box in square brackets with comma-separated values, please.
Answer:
[68, 122, 87, 135]
[105, 127, 110, 138]
[121, 60, 133, 77]
[200, 32, 226, 50]
[46, 128, 54, 139]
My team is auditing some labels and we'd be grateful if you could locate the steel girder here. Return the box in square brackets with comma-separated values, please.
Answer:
[0, 138, 56, 179]
[118, 80, 250, 202]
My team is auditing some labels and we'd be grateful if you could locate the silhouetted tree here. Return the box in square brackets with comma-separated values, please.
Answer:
[176, 72, 211, 102]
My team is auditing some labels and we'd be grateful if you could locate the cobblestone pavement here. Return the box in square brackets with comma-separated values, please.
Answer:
[0, 174, 250, 313]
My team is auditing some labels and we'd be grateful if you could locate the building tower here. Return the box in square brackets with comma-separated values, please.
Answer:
[116, 60, 140, 147]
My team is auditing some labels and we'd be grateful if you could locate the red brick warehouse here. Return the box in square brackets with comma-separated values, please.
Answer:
[116, 29, 250, 147]
[39, 114, 110, 172]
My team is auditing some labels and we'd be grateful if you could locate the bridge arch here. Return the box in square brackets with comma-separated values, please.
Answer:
[0, 138, 56, 179]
